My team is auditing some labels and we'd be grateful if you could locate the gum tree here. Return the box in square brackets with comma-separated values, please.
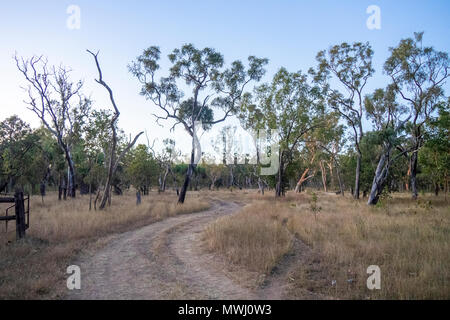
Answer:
[129, 44, 267, 203]
[365, 86, 411, 205]
[311, 42, 374, 199]
[384, 32, 449, 199]
[240, 68, 325, 197]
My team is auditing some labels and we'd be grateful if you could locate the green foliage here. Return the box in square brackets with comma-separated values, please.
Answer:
[0, 116, 40, 190]
[375, 188, 392, 209]
[309, 191, 322, 220]
[419, 99, 450, 191]
[125, 144, 159, 191]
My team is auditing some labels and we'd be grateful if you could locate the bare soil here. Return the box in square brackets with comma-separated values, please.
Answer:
[66, 199, 324, 300]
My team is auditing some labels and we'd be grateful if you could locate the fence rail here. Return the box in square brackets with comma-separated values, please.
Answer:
[0, 191, 29, 240]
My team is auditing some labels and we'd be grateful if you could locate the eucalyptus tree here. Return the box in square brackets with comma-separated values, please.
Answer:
[311, 42, 374, 199]
[129, 44, 267, 203]
[365, 87, 411, 205]
[384, 32, 449, 199]
[240, 67, 325, 197]
[15, 55, 90, 198]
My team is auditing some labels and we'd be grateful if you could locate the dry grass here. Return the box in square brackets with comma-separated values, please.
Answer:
[0, 190, 210, 299]
[204, 203, 293, 274]
[2, 187, 449, 299]
[203, 190, 450, 299]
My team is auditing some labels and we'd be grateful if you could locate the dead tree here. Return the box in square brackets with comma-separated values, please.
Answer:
[15, 55, 87, 198]
[88, 50, 143, 210]
[87, 50, 144, 210]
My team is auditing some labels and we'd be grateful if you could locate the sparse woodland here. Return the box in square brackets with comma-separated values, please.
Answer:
[2, 33, 449, 205]
[0, 32, 449, 300]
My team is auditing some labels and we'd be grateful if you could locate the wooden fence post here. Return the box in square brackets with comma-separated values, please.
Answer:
[15, 191, 26, 239]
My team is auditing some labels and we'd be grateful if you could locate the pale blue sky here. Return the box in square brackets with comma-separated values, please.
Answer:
[1, 1, 449, 155]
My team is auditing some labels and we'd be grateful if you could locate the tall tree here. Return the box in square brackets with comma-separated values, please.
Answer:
[312, 42, 374, 199]
[15, 55, 90, 197]
[129, 44, 267, 203]
[88, 50, 143, 209]
[384, 32, 450, 199]
[240, 68, 324, 197]
[365, 87, 411, 205]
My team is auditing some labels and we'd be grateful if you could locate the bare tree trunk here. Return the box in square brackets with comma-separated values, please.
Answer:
[295, 168, 315, 193]
[59, 175, 67, 200]
[354, 150, 361, 199]
[275, 152, 285, 197]
[88, 182, 93, 211]
[257, 177, 265, 195]
[88, 50, 143, 210]
[335, 162, 344, 196]
[327, 161, 334, 191]
[295, 168, 309, 192]
[410, 151, 419, 200]
[405, 163, 411, 191]
[169, 166, 178, 195]
[40, 165, 51, 203]
[209, 176, 217, 190]
[178, 110, 203, 203]
[99, 148, 115, 209]
[319, 160, 327, 192]
[228, 165, 234, 189]
[66, 154, 76, 198]
[161, 165, 169, 192]
[367, 148, 391, 205]
[178, 146, 195, 204]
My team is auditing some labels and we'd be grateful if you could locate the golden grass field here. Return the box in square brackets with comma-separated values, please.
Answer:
[0, 189, 449, 299]
[0, 191, 209, 299]
[203, 190, 450, 299]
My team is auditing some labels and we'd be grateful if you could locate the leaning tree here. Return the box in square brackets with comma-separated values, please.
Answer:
[129, 44, 267, 203]
[365, 86, 411, 205]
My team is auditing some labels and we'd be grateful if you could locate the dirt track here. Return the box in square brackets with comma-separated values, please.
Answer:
[67, 199, 323, 300]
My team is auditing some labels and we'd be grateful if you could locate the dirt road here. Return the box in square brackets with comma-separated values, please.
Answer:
[66, 199, 322, 300]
